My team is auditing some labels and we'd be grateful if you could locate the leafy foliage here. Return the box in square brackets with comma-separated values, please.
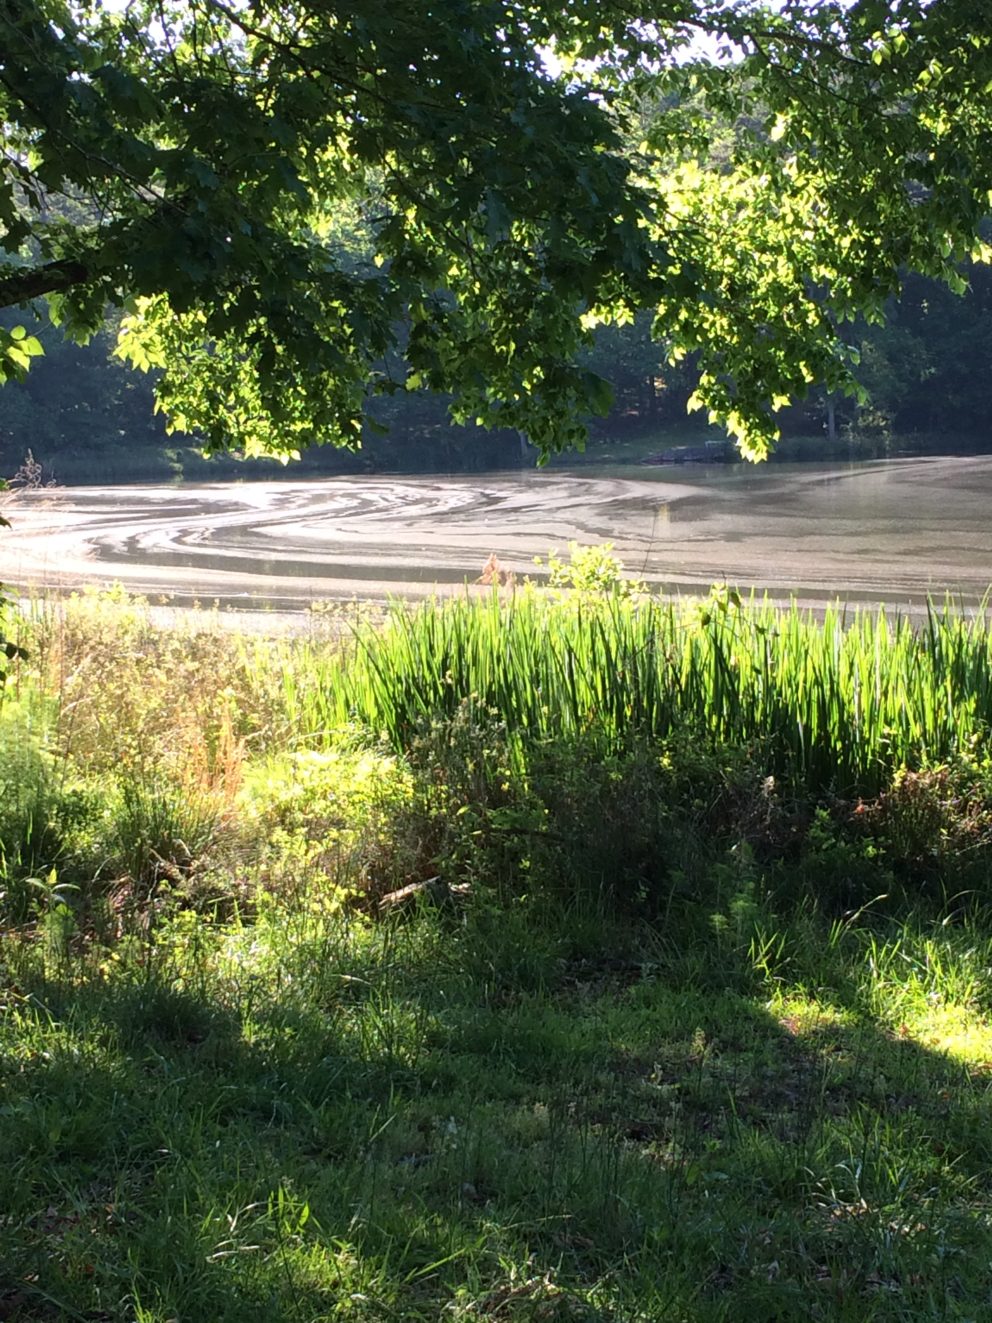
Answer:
[0, 323, 43, 385]
[537, 540, 646, 596]
[2, 2, 992, 456]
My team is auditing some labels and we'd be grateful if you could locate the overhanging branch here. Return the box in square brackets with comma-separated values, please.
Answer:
[0, 256, 91, 310]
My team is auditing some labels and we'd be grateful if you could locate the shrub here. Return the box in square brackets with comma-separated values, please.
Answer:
[238, 744, 423, 906]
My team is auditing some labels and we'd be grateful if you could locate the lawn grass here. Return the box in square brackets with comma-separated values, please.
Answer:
[5, 897, 992, 1320]
[5, 581, 992, 1319]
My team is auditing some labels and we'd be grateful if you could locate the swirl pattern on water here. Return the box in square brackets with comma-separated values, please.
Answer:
[4, 457, 992, 614]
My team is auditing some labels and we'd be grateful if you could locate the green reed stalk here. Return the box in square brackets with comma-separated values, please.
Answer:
[301, 592, 992, 795]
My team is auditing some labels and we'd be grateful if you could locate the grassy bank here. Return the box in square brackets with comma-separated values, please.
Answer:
[5, 580, 992, 1319]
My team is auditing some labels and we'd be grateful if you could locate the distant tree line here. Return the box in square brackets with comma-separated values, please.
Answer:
[3, 248, 991, 485]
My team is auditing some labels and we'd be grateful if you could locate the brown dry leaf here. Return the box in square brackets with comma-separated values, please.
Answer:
[477, 553, 515, 587]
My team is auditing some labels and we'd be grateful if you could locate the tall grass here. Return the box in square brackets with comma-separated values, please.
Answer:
[7, 583, 992, 924]
[294, 591, 992, 795]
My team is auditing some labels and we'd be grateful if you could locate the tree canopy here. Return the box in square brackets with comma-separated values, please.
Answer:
[2, 0, 992, 459]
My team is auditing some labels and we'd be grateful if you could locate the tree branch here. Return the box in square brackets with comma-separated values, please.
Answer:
[0, 256, 91, 310]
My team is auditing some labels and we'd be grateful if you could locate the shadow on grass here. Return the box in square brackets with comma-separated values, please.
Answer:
[2, 907, 992, 1322]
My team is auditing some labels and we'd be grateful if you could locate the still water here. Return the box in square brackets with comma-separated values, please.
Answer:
[4, 455, 992, 616]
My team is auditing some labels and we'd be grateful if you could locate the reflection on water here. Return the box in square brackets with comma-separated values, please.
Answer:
[4, 455, 992, 614]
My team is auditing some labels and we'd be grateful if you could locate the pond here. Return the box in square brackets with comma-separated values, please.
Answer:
[4, 455, 992, 619]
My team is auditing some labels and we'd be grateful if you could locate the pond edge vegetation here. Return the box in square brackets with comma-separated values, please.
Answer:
[6, 560, 992, 1319]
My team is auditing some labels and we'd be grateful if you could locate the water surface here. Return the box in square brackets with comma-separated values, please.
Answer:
[4, 456, 991, 616]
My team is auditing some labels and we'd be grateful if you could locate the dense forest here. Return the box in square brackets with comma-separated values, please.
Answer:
[3, 251, 992, 484]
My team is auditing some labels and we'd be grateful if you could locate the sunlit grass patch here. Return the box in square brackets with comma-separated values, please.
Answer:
[7, 900, 992, 1319]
